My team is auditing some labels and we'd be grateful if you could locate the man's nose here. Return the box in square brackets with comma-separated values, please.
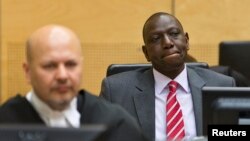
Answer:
[162, 35, 174, 48]
[56, 65, 68, 81]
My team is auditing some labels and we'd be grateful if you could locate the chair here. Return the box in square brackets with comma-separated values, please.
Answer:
[106, 62, 209, 76]
[219, 41, 250, 81]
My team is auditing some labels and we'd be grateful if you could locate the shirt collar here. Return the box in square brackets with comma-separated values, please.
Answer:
[153, 64, 190, 95]
[26, 91, 80, 127]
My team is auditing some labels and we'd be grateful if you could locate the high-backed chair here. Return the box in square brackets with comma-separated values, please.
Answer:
[219, 41, 250, 80]
[106, 62, 209, 76]
[215, 41, 250, 87]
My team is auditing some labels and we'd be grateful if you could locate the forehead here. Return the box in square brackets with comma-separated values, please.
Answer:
[27, 26, 83, 63]
[145, 15, 183, 34]
[31, 39, 82, 63]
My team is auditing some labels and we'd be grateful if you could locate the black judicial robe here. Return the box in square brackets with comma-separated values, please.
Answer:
[0, 90, 148, 141]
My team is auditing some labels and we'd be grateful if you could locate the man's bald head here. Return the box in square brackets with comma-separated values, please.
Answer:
[26, 25, 82, 63]
[23, 24, 83, 111]
[142, 12, 184, 44]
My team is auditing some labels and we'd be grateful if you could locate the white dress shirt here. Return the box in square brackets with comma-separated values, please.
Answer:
[154, 65, 197, 141]
[26, 91, 80, 128]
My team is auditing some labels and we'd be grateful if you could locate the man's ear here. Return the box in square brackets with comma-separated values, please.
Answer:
[185, 32, 189, 40]
[185, 32, 190, 50]
[142, 45, 150, 62]
[23, 62, 31, 84]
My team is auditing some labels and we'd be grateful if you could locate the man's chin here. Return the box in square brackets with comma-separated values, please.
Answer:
[48, 97, 73, 111]
[50, 102, 69, 111]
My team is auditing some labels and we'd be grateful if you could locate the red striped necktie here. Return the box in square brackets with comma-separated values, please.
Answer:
[166, 81, 185, 141]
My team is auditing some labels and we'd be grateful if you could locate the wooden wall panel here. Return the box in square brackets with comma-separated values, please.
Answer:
[175, 0, 250, 65]
[0, 0, 172, 102]
[2, 0, 250, 103]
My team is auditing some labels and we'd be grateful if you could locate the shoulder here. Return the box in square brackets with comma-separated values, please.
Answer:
[190, 67, 233, 79]
[210, 66, 250, 87]
[0, 94, 35, 122]
[78, 90, 136, 120]
[78, 90, 147, 141]
[0, 95, 29, 111]
[188, 66, 235, 85]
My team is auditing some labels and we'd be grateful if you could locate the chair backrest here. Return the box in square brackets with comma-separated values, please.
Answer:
[106, 62, 209, 76]
[219, 41, 250, 80]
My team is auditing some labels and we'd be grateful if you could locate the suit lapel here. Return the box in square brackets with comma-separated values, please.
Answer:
[133, 69, 155, 140]
[187, 67, 206, 136]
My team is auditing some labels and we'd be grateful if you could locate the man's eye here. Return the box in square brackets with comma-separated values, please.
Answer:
[151, 36, 160, 42]
[66, 62, 77, 68]
[169, 32, 179, 37]
[44, 64, 56, 69]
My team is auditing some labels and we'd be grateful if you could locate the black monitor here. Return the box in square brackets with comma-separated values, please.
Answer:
[219, 41, 250, 81]
[202, 86, 250, 136]
[0, 124, 108, 141]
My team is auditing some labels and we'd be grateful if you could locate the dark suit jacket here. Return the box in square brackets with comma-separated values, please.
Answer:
[100, 66, 236, 140]
[0, 90, 147, 141]
[210, 65, 250, 87]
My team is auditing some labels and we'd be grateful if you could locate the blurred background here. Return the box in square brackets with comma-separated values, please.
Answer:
[1, 0, 250, 103]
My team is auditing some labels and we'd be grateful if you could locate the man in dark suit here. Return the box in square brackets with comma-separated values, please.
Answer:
[100, 12, 235, 141]
[0, 25, 147, 141]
